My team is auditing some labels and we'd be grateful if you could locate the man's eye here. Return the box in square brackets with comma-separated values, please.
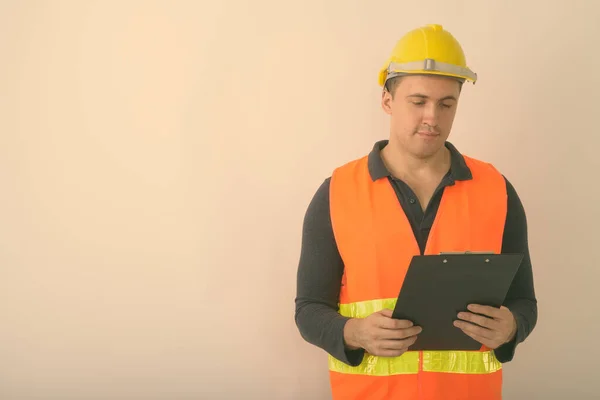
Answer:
[441, 103, 453, 109]
[412, 102, 425, 106]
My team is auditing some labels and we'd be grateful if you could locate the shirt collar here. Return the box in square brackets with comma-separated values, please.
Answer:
[367, 140, 473, 182]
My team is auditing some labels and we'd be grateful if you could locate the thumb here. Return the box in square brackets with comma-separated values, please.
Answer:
[500, 305, 513, 317]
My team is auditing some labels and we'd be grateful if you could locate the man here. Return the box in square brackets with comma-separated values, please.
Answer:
[294, 24, 537, 400]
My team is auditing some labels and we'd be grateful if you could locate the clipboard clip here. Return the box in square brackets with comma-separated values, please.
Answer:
[439, 251, 495, 255]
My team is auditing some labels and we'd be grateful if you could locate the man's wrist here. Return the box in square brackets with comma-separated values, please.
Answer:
[505, 315, 518, 343]
[343, 318, 362, 350]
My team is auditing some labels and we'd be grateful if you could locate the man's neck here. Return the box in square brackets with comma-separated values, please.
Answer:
[380, 141, 451, 181]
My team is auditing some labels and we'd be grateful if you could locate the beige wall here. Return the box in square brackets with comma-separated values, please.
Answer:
[1, 1, 599, 399]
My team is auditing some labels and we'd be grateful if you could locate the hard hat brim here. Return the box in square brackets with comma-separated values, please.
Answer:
[379, 58, 477, 86]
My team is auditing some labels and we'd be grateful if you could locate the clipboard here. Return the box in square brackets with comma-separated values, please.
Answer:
[391, 252, 523, 351]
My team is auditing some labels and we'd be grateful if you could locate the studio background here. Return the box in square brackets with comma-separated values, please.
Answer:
[1, 1, 599, 399]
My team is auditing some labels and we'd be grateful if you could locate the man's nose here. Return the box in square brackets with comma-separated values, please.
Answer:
[421, 103, 439, 126]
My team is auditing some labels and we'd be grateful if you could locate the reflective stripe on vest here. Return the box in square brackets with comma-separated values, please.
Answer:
[328, 152, 508, 400]
[328, 298, 502, 376]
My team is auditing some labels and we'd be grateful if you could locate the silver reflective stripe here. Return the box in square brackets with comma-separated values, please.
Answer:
[387, 59, 477, 82]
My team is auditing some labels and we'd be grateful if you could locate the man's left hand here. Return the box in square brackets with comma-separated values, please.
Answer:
[454, 304, 517, 349]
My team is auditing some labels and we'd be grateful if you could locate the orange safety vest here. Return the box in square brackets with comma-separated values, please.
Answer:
[328, 153, 508, 400]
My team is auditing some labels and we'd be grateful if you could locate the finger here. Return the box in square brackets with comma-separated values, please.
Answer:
[375, 310, 415, 329]
[391, 319, 415, 330]
[453, 320, 495, 340]
[467, 304, 503, 319]
[380, 336, 418, 351]
[457, 312, 501, 330]
[460, 328, 497, 349]
[378, 309, 394, 318]
[380, 326, 422, 340]
[377, 317, 414, 330]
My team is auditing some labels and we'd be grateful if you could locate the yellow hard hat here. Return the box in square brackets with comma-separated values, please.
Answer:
[378, 24, 477, 86]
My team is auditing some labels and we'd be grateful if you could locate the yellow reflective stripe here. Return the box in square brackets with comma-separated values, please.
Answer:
[329, 351, 501, 376]
[329, 352, 419, 376]
[338, 298, 397, 318]
[422, 350, 501, 374]
[333, 298, 502, 376]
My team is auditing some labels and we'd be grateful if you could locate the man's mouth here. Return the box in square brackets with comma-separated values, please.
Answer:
[417, 131, 439, 136]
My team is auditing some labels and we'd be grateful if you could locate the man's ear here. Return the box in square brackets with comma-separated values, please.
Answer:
[381, 89, 393, 115]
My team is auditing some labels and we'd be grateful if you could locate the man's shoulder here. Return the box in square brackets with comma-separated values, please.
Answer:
[460, 153, 522, 204]
[461, 153, 506, 180]
[308, 176, 332, 208]
[461, 153, 495, 168]
[308, 153, 370, 210]
[332, 154, 369, 173]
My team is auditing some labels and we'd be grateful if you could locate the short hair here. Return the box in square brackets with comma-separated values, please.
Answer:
[384, 75, 464, 98]
[384, 76, 403, 98]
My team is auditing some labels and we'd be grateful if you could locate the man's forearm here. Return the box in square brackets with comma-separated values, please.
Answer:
[506, 298, 538, 344]
[295, 301, 364, 366]
[494, 298, 537, 362]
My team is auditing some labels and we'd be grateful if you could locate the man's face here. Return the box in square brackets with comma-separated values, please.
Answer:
[382, 75, 462, 159]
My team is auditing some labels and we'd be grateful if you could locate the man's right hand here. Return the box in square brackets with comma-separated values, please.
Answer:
[343, 308, 422, 357]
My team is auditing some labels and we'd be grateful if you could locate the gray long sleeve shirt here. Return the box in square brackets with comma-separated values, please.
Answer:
[294, 140, 538, 366]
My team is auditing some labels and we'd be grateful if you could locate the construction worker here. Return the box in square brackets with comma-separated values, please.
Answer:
[294, 24, 537, 399]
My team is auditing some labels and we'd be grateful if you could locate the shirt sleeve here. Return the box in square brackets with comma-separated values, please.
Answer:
[493, 176, 538, 362]
[294, 178, 365, 366]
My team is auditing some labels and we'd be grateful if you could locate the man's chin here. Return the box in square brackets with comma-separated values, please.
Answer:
[411, 140, 445, 159]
